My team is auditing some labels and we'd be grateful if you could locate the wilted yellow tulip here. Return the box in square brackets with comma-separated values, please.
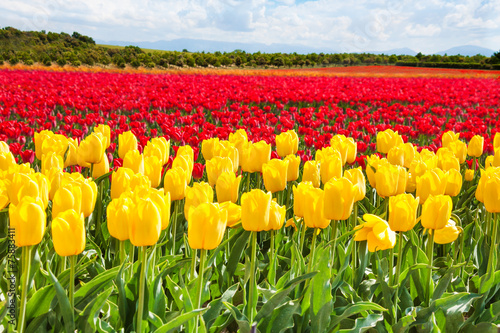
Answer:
[421, 194, 452, 230]
[123, 150, 144, 175]
[78, 132, 105, 165]
[52, 183, 82, 218]
[129, 197, 162, 246]
[52, 210, 86, 256]
[229, 129, 248, 164]
[284, 154, 300, 182]
[445, 169, 462, 197]
[447, 140, 467, 164]
[202, 137, 220, 161]
[241, 141, 271, 173]
[263, 159, 289, 193]
[206, 156, 233, 187]
[0, 151, 16, 171]
[241, 189, 272, 231]
[220, 201, 242, 228]
[375, 164, 406, 198]
[377, 129, 404, 154]
[93, 153, 110, 179]
[387, 145, 405, 167]
[184, 182, 214, 217]
[302, 161, 320, 188]
[293, 182, 314, 218]
[465, 169, 474, 181]
[320, 153, 342, 185]
[164, 166, 188, 201]
[61, 176, 97, 218]
[144, 156, 162, 188]
[118, 131, 138, 159]
[434, 220, 462, 244]
[324, 177, 357, 220]
[268, 200, 286, 230]
[34, 130, 54, 160]
[107, 195, 134, 241]
[64, 138, 79, 168]
[188, 203, 228, 250]
[483, 174, 500, 213]
[416, 168, 447, 204]
[442, 131, 460, 148]
[276, 130, 299, 157]
[41, 152, 64, 175]
[354, 214, 396, 252]
[344, 167, 366, 202]
[9, 197, 46, 247]
[216, 172, 241, 203]
[214, 141, 239, 173]
[303, 187, 330, 229]
[94, 124, 111, 148]
[467, 135, 484, 157]
[111, 167, 135, 199]
[388, 193, 419, 232]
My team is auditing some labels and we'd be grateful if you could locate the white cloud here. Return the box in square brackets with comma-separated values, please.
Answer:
[405, 23, 441, 37]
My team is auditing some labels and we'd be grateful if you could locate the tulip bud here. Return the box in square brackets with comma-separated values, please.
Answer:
[354, 214, 396, 252]
[442, 131, 460, 148]
[34, 130, 54, 160]
[324, 177, 357, 220]
[276, 130, 299, 158]
[5, 173, 43, 208]
[184, 182, 214, 217]
[268, 200, 286, 231]
[123, 150, 144, 175]
[241, 189, 272, 231]
[293, 181, 313, 218]
[164, 166, 188, 201]
[444, 169, 462, 197]
[111, 167, 135, 199]
[263, 159, 289, 193]
[377, 129, 403, 154]
[434, 220, 462, 244]
[94, 124, 111, 148]
[284, 154, 300, 182]
[344, 167, 366, 202]
[52, 210, 86, 256]
[129, 197, 162, 246]
[345, 137, 357, 164]
[465, 169, 474, 181]
[302, 161, 320, 188]
[303, 187, 330, 229]
[216, 172, 241, 203]
[107, 195, 135, 241]
[421, 194, 452, 230]
[9, 197, 46, 247]
[118, 131, 138, 159]
[388, 193, 419, 232]
[188, 203, 228, 250]
[467, 135, 484, 157]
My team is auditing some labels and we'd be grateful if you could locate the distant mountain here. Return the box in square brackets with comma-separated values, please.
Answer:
[436, 45, 495, 57]
[368, 48, 418, 56]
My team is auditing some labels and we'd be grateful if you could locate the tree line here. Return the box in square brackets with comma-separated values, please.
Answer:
[1, 27, 499, 70]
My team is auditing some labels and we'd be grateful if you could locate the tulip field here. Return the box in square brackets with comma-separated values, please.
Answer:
[1, 67, 500, 333]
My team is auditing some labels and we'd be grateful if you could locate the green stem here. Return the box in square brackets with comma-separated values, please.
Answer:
[426, 231, 435, 306]
[300, 222, 307, 255]
[256, 172, 261, 190]
[285, 184, 291, 216]
[330, 220, 338, 273]
[388, 246, 394, 286]
[60, 256, 66, 275]
[393, 232, 404, 322]
[171, 200, 178, 255]
[69, 255, 77, 315]
[195, 249, 206, 333]
[191, 249, 197, 281]
[270, 230, 275, 285]
[136, 246, 147, 333]
[129, 241, 135, 280]
[352, 203, 358, 285]
[248, 231, 258, 324]
[90, 163, 94, 179]
[120, 240, 126, 266]
[308, 228, 318, 274]
[486, 213, 498, 278]
[18, 246, 32, 333]
[246, 172, 251, 192]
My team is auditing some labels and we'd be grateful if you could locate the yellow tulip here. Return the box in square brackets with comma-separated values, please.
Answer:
[229, 129, 248, 164]
[188, 203, 227, 250]
[302, 161, 320, 188]
[377, 129, 404, 154]
[41, 152, 64, 175]
[52, 183, 82, 218]
[421, 194, 452, 230]
[303, 187, 330, 229]
[220, 201, 242, 228]
[447, 140, 467, 164]
[129, 197, 162, 246]
[47, 168, 63, 200]
[144, 156, 162, 188]
[465, 169, 474, 181]
[483, 174, 500, 213]
[111, 167, 135, 199]
[344, 167, 366, 202]
[387, 145, 405, 167]
[184, 182, 214, 217]
[135, 187, 171, 230]
[320, 153, 342, 185]
[107, 195, 134, 241]
[444, 169, 462, 197]
[494, 132, 500, 150]
[241, 189, 272, 231]
[434, 220, 462, 244]
[206, 156, 234, 187]
[94, 124, 111, 148]
[346, 137, 358, 164]
[64, 138, 79, 168]
[172, 154, 193, 183]
[276, 130, 299, 157]
[78, 132, 105, 165]
[123, 149, 144, 175]
[354, 214, 396, 252]
[216, 172, 241, 203]
[118, 131, 138, 159]
[0, 151, 16, 171]
[147, 137, 170, 165]
[493, 148, 500, 167]
[419, 149, 438, 169]
[52, 210, 86, 256]
[5, 173, 45, 208]
[0, 180, 8, 210]
[241, 141, 271, 173]
[402, 143, 416, 168]
[164, 166, 188, 201]
[214, 141, 239, 173]
[93, 153, 110, 179]
[365, 155, 382, 188]
[437, 148, 460, 172]
[324, 177, 357, 220]
[268, 200, 286, 231]
[476, 168, 500, 203]
[34, 130, 54, 160]
[202, 137, 220, 161]
[442, 131, 460, 148]
[284, 154, 300, 182]
[375, 164, 406, 198]
[467, 135, 484, 157]
[263, 159, 289, 193]
[176, 145, 195, 176]
[61, 176, 97, 218]
[9, 197, 46, 247]
[0, 141, 9, 154]
[293, 182, 314, 218]
[40, 134, 68, 158]
[388, 193, 419, 232]
[416, 168, 447, 204]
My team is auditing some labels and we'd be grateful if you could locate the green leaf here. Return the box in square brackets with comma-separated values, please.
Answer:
[226, 230, 251, 279]
[257, 300, 300, 333]
[329, 302, 387, 331]
[77, 287, 113, 332]
[165, 276, 184, 311]
[223, 302, 251, 333]
[431, 267, 456, 302]
[25, 284, 56, 321]
[115, 264, 129, 327]
[74, 266, 120, 309]
[148, 311, 164, 330]
[203, 283, 239, 330]
[460, 323, 499, 333]
[0, 300, 8, 324]
[337, 313, 384, 333]
[48, 267, 75, 333]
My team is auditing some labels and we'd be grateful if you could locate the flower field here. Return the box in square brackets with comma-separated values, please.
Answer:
[1, 67, 500, 333]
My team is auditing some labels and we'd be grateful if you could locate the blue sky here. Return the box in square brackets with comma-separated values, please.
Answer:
[1, 0, 498, 54]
